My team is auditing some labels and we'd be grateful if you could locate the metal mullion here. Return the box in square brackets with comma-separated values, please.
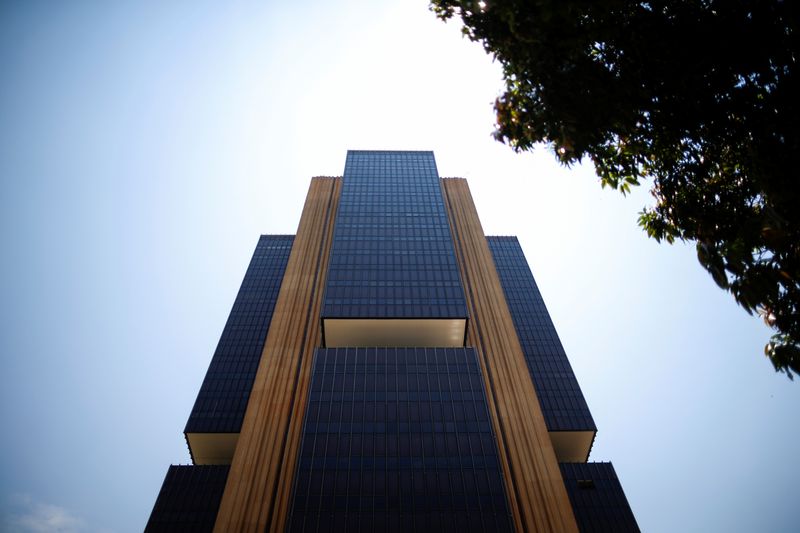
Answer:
[431, 347, 449, 527]
[343, 347, 356, 533]
[292, 351, 316, 533]
[303, 351, 325, 533]
[410, 348, 428, 531]
[475, 345, 508, 532]
[394, 348, 404, 531]
[315, 348, 337, 533]
[367, 347, 380, 531]
[454, 352, 474, 528]
[384, 346, 392, 529]
[441, 348, 462, 528]
[462, 348, 489, 532]
[424, 346, 442, 531]
[355, 347, 368, 533]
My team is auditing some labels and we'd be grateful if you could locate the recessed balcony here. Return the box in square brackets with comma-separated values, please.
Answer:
[185, 433, 238, 465]
[549, 430, 596, 463]
[323, 318, 467, 348]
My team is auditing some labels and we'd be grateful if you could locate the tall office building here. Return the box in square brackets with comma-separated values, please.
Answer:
[146, 151, 638, 532]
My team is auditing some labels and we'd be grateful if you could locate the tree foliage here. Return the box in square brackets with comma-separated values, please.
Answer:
[432, 0, 800, 378]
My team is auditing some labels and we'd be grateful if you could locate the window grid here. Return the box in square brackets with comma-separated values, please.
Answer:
[487, 236, 596, 432]
[185, 235, 294, 434]
[559, 462, 640, 532]
[145, 465, 230, 532]
[322, 151, 468, 319]
[288, 347, 513, 533]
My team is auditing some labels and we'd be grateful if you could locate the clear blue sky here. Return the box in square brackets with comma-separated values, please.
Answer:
[1, 2, 797, 532]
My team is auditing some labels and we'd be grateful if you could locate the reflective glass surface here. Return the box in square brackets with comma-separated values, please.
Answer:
[322, 151, 467, 319]
[487, 236, 595, 432]
[560, 462, 640, 532]
[288, 347, 513, 533]
[145, 465, 230, 532]
[185, 235, 294, 434]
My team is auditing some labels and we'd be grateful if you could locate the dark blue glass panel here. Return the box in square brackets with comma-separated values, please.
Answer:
[288, 347, 513, 533]
[560, 462, 640, 532]
[322, 151, 468, 319]
[487, 236, 596, 433]
[185, 235, 294, 435]
[145, 465, 229, 532]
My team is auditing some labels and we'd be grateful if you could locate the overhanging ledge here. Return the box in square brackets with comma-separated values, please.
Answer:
[323, 318, 467, 347]
[186, 432, 238, 465]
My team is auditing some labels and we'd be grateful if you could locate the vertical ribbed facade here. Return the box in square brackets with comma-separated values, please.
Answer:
[441, 178, 579, 532]
[214, 177, 341, 532]
[146, 151, 638, 533]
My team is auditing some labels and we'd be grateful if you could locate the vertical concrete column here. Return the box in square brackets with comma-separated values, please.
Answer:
[442, 178, 578, 533]
[214, 177, 341, 533]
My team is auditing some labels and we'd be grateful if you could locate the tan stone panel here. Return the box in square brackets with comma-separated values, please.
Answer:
[441, 178, 578, 533]
[213, 177, 341, 533]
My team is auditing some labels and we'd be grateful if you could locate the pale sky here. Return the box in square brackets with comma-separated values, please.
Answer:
[1, 2, 797, 532]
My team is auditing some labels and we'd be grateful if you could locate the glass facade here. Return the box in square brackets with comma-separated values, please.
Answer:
[148, 152, 637, 532]
[287, 347, 513, 533]
[145, 465, 230, 532]
[322, 151, 467, 319]
[185, 235, 294, 435]
[559, 462, 640, 532]
[487, 236, 596, 433]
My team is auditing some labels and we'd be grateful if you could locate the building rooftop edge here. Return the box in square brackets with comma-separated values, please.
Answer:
[346, 149, 434, 154]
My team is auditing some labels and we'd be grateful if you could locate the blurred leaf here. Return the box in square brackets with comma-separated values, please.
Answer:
[432, 0, 800, 378]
